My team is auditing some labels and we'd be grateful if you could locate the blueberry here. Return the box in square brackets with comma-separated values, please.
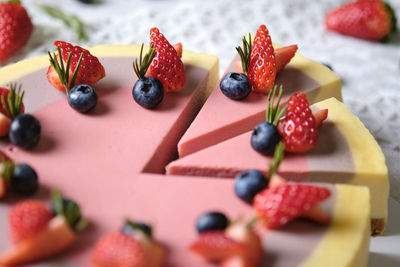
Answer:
[251, 122, 281, 155]
[50, 198, 81, 226]
[9, 114, 41, 149]
[196, 211, 229, 233]
[10, 164, 38, 196]
[220, 72, 251, 100]
[121, 221, 152, 238]
[132, 77, 164, 109]
[234, 170, 269, 203]
[68, 84, 98, 113]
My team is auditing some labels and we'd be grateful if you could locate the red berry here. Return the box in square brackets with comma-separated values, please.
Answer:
[313, 109, 328, 128]
[247, 25, 276, 93]
[189, 231, 246, 263]
[277, 92, 318, 153]
[148, 27, 186, 92]
[325, 0, 396, 41]
[9, 200, 52, 243]
[253, 184, 331, 228]
[274, 44, 297, 73]
[47, 41, 106, 92]
[92, 232, 146, 267]
[0, 87, 25, 119]
[0, 1, 33, 63]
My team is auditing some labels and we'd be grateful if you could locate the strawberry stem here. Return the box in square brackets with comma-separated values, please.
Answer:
[0, 83, 25, 119]
[40, 5, 88, 41]
[48, 47, 83, 94]
[133, 43, 156, 79]
[265, 85, 287, 126]
[235, 33, 252, 75]
[268, 142, 285, 177]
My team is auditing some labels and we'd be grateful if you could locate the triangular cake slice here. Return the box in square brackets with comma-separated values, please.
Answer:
[178, 48, 342, 157]
[167, 98, 388, 235]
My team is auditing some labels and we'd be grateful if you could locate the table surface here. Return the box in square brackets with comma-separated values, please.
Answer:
[1, 0, 400, 266]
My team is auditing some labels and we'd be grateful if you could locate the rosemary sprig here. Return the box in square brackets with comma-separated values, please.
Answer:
[235, 33, 252, 75]
[48, 46, 83, 94]
[1, 83, 25, 119]
[40, 5, 88, 41]
[268, 142, 285, 177]
[133, 43, 157, 79]
[266, 85, 287, 126]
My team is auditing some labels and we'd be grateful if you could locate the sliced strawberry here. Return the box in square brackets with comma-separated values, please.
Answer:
[225, 222, 263, 267]
[0, 87, 25, 119]
[302, 206, 331, 224]
[235, 45, 297, 74]
[189, 231, 246, 263]
[9, 200, 52, 243]
[0, 112, 11, 137]
[173, 42, 183, 58]
[277, 92, 319, 153]
[147, 27, 186, 92]
[247, 25, 276, 93]
[313, 109, 328, 128]
[92, 232, 146, 267]
[0, 177, 6, 198]
[47, 41, 106, 92]
[0, 216, 76, 266]
[275, 44, 297, 73]
[254, 184, 331, 228]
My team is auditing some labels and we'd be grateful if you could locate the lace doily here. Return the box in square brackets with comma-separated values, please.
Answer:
[2, 0, 400, 201]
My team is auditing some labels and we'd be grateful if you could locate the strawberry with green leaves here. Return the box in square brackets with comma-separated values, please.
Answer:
[325, 0, 397, 42]
[0, 190, 88, 266]
[0, 0, 33, 63]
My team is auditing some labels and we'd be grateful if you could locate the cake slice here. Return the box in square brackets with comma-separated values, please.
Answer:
[178, 48, 342, 157]
[167, 97, 388, 235]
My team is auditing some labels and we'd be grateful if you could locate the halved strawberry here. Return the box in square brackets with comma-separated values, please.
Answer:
[313, 109, 328, 128]
[0, 112, 11, 137]
[147, 27, 186, 92]
[47, 41, 105, 92]
[173, 42, 183, 58]
[235, 45, 298, 75]
[277, 92, 319, 153]
[189, 231, 247, 263]
[253, 183, 331, 228]
[92, 232, 146, 267]
[247, 25, 276, 93]
[0, 216, 76, 266]
[9, 200, 52, 243]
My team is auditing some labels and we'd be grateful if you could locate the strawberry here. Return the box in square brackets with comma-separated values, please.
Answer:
[325, 0, 397, 41]
[173, 42, 183, 58]
[47, 41, 106, 92]
[0, 0, 33, 63]
[277, 92, 319, 153]
[0, 85, 25, 118]
[275, 44, 297, 73]
[189, 231, 247, 263]
[0, 216, 76, 266]
[147, 27, 186, 92]
[313, 109, 328, 128]
[235, 45, 298, 74]
[254, 184, 331, 228]
[9, 200, 52, 243]
[92, 232, 146, 267]
[247, 25, 276, 93]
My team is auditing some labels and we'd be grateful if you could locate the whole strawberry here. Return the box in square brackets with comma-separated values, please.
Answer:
[277, 92, 318, 153]
[147, 27, 186, 92]
[247, 25, 276, 93]
[0, 0, 33, 63]
[47, 41, 106, 92]
[325, 0, 397, 41]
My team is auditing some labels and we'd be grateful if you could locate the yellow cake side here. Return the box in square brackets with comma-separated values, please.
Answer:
[314, 98, 389, 233]
[300, 184, 370, 267]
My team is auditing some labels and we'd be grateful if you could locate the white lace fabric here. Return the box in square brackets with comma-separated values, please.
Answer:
[2, 0, 400, 201]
